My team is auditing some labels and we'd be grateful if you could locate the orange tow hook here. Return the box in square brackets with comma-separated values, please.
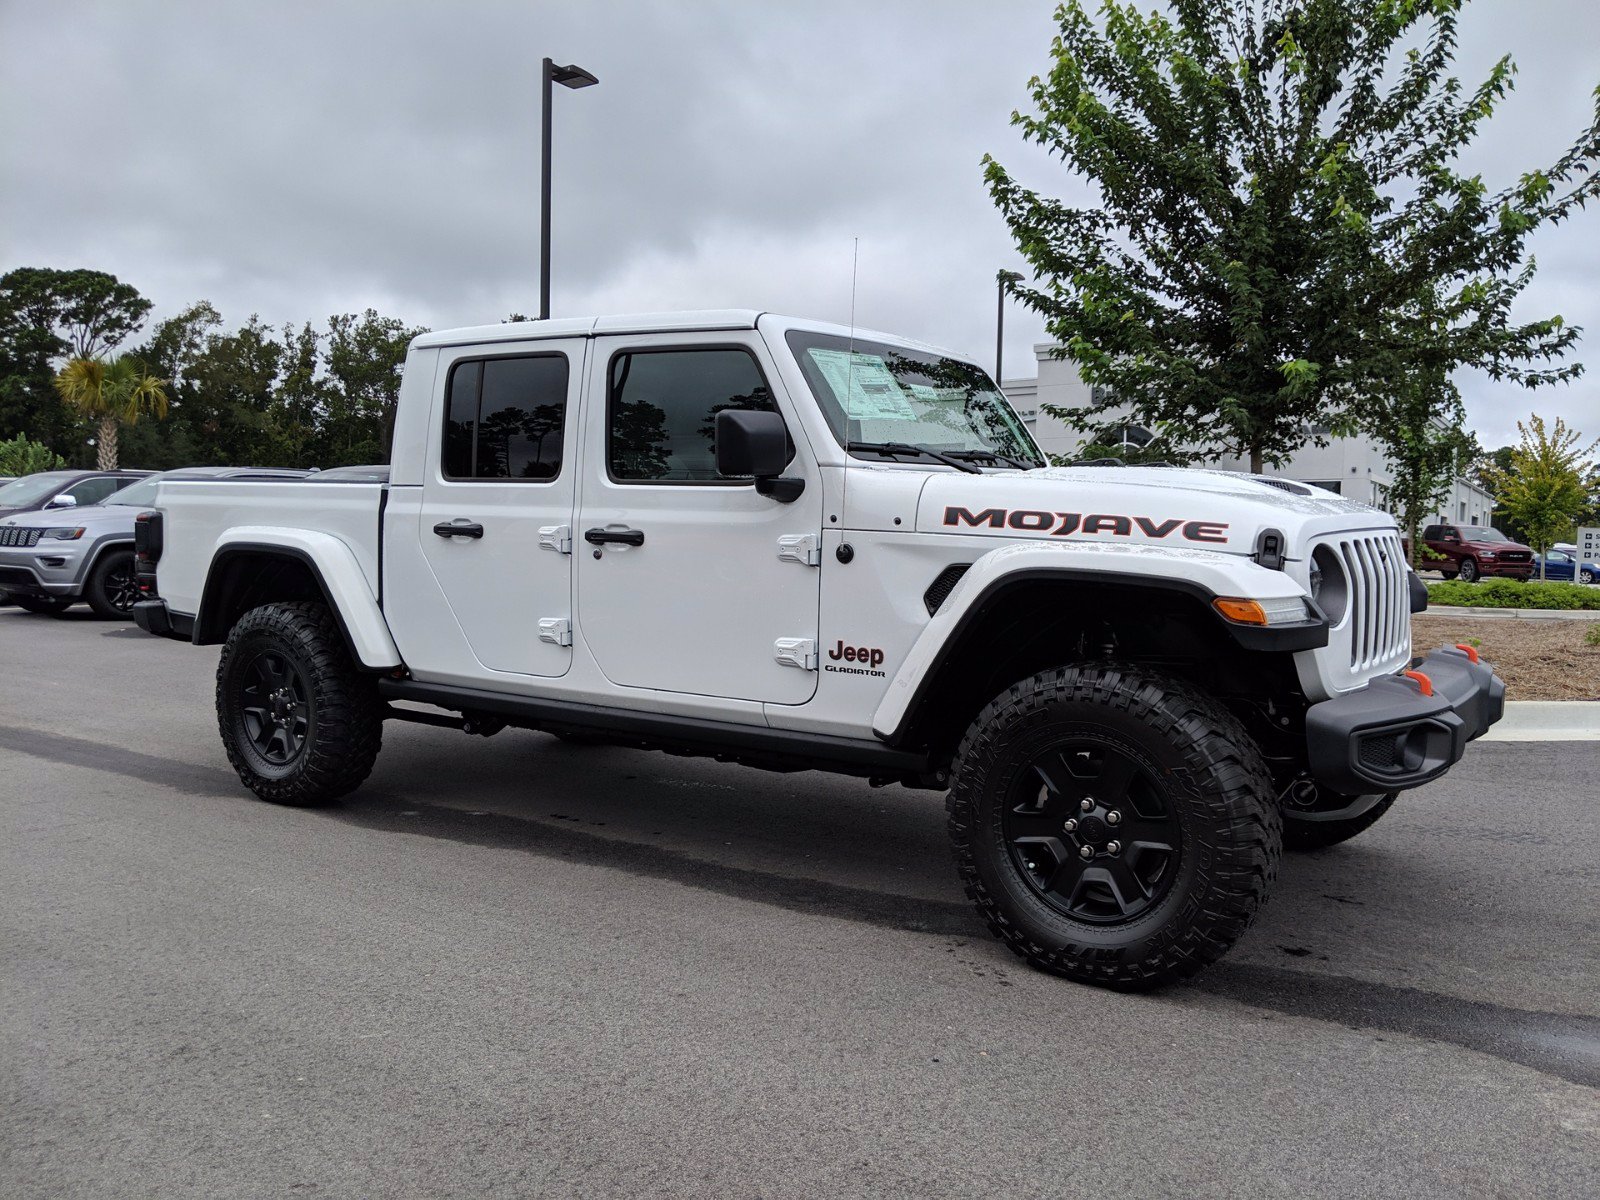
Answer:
[1402, 669, 1434, 697]
[1454, 643, 1480, 664]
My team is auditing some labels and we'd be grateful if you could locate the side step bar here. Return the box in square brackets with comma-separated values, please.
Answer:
[377, 678, 936, 783]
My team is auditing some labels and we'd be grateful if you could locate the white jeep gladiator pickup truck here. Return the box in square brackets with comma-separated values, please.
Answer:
[132, 310, 1504, 990]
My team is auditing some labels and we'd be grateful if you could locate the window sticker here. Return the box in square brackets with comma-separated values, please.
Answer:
[807, 348, 917, 421]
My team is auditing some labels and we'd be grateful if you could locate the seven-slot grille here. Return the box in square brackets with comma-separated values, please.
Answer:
[0, 527, 43, 548]
[1325, 531, 1410, 670]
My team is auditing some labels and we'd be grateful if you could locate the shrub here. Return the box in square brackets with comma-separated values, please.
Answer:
[0, 433, 66, 476]
[1427, 578, 1600, 610]
[1585, 624, 1600, 648]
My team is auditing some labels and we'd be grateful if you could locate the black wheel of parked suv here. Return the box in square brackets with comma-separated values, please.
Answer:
[1458, 558, 1479, 582]
[948, 664, 1281, 991]
[1283, 793, 1397, 851]
[216, 601, 382, 805]
[84, 549, 140, 618]
[9, 594, 74, 615]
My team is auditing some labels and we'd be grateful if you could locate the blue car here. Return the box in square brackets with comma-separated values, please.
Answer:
[1532, 549, 1598, 585]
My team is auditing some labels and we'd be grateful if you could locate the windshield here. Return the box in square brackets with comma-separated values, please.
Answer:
[0, 472, 78, 509]
[100, 474, 164, 507]
[1458, 526, 1510, 542]
[785, 330, 1043, 465]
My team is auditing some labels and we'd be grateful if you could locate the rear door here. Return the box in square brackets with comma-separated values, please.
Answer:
[574, 333, 822, 704]
[415, 339, 585, 677]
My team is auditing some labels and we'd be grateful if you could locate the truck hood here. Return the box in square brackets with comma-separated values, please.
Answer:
[915, 466, 1392, 559]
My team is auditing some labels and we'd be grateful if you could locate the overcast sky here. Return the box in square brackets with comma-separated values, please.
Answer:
[3, 0, 1597, 448]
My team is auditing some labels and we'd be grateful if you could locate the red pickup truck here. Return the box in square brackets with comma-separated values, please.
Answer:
[1421, 523, 1535, 582]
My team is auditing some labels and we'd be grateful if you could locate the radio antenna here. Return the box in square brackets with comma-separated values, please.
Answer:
[841, 237, 860, 522]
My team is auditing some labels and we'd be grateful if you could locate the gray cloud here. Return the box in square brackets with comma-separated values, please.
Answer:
[2, 0, 1596, 449]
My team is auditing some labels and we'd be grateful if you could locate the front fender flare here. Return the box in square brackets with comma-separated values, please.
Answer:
[870, 540, 1320, 745]
[201, 527, 400, 669]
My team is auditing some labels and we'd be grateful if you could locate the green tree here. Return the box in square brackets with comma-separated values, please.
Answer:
[52, 355, 170, 469]
[986, 0, 1600, 473]
[1371, 366, 1475, 566]
[0, 433, 66, 475]
[1486, 415, 1598, 577]
[320, 310, 427, 464]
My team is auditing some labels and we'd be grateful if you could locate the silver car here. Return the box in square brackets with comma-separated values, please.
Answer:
[0, 466, 307, 618]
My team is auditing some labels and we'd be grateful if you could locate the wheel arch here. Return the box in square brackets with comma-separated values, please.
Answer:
[873, 546, 1322, 760]
[195, 532, 400, 669]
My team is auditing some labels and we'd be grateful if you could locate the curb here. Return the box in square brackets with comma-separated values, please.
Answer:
[1481, 701, 1600, 743]
[1416, 607, 1600, 621]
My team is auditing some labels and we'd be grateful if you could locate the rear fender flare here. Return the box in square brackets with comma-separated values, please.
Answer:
[199, 528, 400, 669]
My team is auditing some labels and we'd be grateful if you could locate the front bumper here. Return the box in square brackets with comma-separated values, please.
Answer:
[0, 543, 89, 598]
[1305, 645, 1505, 794]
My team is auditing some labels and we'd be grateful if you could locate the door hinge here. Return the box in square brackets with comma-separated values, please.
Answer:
[773, 637, 818, 671]
[777, 533, 821, 567]
[539, 525, 573, 554]
[538, 617, 573, 647]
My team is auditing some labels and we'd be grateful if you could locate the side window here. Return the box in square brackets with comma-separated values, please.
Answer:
[1421, 526, 1441, 541]
[607, 347, 777, 482]
[442, 354, 568, 481]
[67, 477, 121, 505]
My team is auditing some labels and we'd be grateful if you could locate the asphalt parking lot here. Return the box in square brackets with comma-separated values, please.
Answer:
[3, 608, 1598, 1198]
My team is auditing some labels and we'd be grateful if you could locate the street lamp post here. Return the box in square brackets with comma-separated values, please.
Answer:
[540, 58, 599, 320]
[995, 269, 1024, 387]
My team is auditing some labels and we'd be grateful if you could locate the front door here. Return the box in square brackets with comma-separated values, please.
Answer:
[576, 334, 822, 704]
[416, 338, 584, 677]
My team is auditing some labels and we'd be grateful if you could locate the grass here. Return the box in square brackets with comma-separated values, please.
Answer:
[1426, 578, 1600, 610]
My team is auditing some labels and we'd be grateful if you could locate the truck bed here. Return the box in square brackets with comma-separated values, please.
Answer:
[153, 479, 386, 619]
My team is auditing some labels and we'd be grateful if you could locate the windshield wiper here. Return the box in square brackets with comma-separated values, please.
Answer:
[945, 448, 1039, 470]
[847, 441, 983, 474]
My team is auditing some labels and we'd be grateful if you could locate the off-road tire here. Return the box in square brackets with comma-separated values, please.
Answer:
[1458, 558, 1479, 583]
[948, 664, 1280, 992]
[10, 594, 74, 615]
[216, 601, 382, 805]
[84, 549, 139, 619]
[1283, 793, 1397, 851]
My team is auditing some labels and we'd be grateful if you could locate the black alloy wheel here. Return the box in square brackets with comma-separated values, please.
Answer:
[215, 601, 382, 804]
[1458, 558, 1479, 583]
[237, 650, 313, 767]
[86, 549, 140, 618]
[948, 664, 1280, 991]
[1005, 740, 1180, 923]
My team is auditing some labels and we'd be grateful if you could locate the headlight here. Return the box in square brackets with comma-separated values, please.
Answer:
[40, 527, 86, 540]
[1309, 544, 1348, 625]
[1212, 596, 1313, 626]
[1479, 550, 1497, 559]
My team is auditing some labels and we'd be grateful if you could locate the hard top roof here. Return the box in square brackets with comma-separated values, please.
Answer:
[410, 311, 970, 362]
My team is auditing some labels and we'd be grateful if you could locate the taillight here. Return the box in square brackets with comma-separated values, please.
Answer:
[133, 510, 163, 561]
[134, 511, 163, 598]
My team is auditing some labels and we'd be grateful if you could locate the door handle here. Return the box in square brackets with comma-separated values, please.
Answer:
[433, 521, 484, 539]
[584, 527, 645, 547]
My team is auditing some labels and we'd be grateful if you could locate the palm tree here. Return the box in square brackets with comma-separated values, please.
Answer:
[53, 355, 170, 470]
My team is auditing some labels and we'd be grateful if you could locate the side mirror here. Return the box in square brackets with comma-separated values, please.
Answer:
[716, 409, 789, 477]
[715, 409, 804, 503]
[46, 493, 78, 509]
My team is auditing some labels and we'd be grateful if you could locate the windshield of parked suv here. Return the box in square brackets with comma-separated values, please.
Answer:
[785, 330, 1043, 466]
[1458, 526, 1511, 542]
[0, 472, 78, 508]
[98, 474, 165, 507]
